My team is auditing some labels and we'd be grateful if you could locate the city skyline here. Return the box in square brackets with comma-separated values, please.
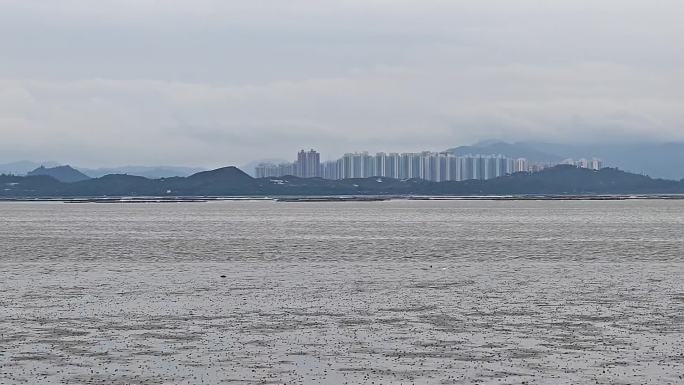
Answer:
[256, 148, 603, 182]
[0, 139, 619, 179]
[0, 138, 607, 169]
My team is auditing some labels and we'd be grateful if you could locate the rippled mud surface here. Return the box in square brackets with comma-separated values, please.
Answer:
[1, 200, 683, 384]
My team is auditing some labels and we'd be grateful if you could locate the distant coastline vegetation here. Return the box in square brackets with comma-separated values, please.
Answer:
[1, 164, 683, 198]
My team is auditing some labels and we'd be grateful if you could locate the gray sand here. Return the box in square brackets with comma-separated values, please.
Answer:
[1, 200, 683, 384]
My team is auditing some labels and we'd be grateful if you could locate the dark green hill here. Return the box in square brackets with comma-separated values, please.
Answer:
[253, 166, 683, 196]
[0, 174, 64, 196]
[64, 174, 161, 196]
[165, 166, 260, 195]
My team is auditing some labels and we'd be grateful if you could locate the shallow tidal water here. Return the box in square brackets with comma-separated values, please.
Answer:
[1, 200, 683, 385]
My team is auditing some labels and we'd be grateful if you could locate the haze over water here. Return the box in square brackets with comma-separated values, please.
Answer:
[1, 200, 683, 384]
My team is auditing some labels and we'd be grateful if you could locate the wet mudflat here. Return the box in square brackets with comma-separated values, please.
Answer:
[1, 200, 683, 384]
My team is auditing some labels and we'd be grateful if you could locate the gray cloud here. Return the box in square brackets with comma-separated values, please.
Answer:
[1, 0, 682, 167]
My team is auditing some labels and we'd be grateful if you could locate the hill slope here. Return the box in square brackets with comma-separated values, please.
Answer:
[79, 165, 205, 179]
[519, 142, 684, 180]
[445, 141, 563, 163]
[445, 140, 684, 180]
[27, 165, 91, 183]
[0, 161, 60, 175]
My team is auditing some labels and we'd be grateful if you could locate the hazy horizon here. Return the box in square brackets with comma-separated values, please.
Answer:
[3, 137, 683, 171]
[2, 1, 683, 167]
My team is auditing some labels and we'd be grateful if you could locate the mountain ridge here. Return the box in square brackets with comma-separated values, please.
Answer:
[2, 165, 683, 197]
[0, 161, 60, 175]
[27, 165, 91, 183]
[445, 141, 563, 163]
[79, 165, 205, 179]
[444, 140, 684, 180]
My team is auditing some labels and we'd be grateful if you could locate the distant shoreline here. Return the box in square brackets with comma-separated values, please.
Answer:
[2, 194, 684, 203]
[4, 166, 684, 197]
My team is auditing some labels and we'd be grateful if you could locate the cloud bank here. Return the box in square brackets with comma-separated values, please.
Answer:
[1, 0, 682, 166]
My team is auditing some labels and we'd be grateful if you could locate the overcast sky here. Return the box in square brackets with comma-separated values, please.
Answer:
[1, 0, 683, 167]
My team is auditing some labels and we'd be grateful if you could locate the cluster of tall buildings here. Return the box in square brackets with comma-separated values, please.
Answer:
[255, 149, 322, 179]
[321, 152, 527, 181]
[255, 149, 604, 182]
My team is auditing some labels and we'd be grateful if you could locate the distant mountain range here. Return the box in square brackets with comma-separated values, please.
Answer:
[27, 165, 91, 183]
[0, 161, 60, 175]
[446, 141, 563, 163]
[0, 162, 204, 179]
[2, 165, 683, 197]
[3, 139, 683, 182]
[445, 140, 684, 180]
[78, 165, 205, 179]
